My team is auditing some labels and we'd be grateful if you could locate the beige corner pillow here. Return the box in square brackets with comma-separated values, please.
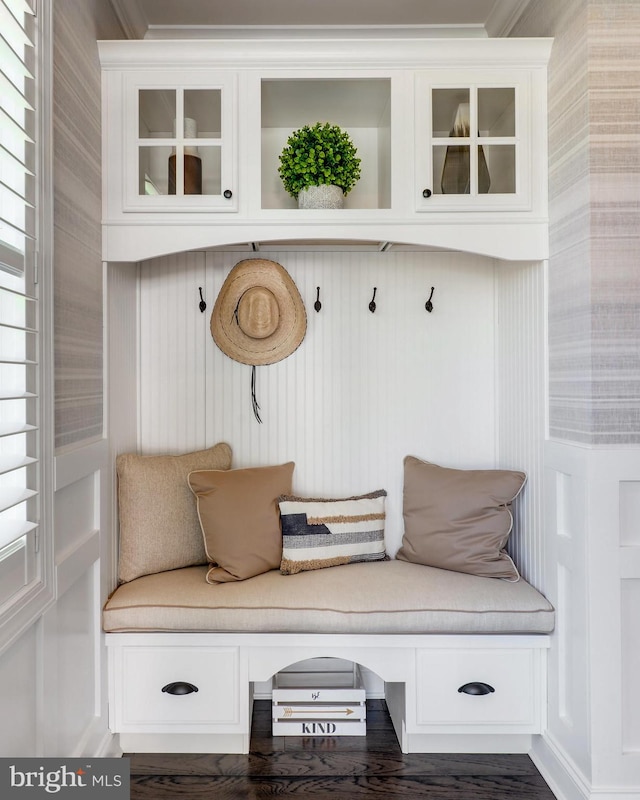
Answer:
[117, 443, 232, 583]
[396, 456, 526, 580]
[188, 462, 294, 584]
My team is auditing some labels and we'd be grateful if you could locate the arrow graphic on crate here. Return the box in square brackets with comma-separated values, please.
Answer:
[280, 707, 355, 718]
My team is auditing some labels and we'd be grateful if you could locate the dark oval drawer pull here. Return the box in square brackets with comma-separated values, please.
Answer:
[223, 189, 233, 199]
[422, 188, 432, 198]
[458, 682, 495, 696]
[162, 681, 199, 695]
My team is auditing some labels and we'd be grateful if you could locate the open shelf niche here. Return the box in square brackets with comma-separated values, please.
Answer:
[260, 78, 392, 210]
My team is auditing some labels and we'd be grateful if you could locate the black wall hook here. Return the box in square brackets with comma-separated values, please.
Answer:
[314, 287, 322, 312]
[425, 286, 435, 313]
[198, 287, 206, 313]
[369, 287, 377, 313]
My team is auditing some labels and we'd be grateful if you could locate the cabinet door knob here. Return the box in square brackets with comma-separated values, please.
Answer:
[458, 682, 495, 696]
[162, 681, 199, 695]
[422, 188, 432, 198]
[223, 189, 233, 199]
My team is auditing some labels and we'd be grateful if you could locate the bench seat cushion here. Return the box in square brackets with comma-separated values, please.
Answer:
[103, 559, 554, 635]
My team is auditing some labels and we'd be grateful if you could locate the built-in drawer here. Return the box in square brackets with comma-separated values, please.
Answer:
[112, 646, 240, 731]
[416, 648, 538, 728]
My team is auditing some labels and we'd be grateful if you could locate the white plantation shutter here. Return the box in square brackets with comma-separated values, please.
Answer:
[0, 0, 35, 275]
[0, 0, 49, 625]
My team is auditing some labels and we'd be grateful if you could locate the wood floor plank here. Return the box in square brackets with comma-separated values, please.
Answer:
[128, 750, 540, 778]
[126, 699, 557, 799]
[129, 774, 557, 799]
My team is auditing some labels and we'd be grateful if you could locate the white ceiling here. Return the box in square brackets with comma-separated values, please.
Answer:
[109, 0, 533, 39]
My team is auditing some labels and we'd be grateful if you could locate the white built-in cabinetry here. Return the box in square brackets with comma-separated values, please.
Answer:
[108, 633, 548, 754]
[101, 33, 552, 759]
[99, 36, 551, 262]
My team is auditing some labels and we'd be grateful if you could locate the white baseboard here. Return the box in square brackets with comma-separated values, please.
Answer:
[94, 732, 122, 759]
[588, 793, 640, 800]
[531, 733, 590, 800]
[534, 734, 640, 799]
[71, 717, 118, 759]
[405, 733, 532, 754]
[117, 732, 249, 754]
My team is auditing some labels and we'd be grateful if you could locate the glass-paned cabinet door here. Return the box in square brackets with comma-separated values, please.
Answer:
[415, 71, 530, 211]
[125, 73, 236, 211]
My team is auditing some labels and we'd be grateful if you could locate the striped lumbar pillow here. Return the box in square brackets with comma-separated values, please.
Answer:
[278, 490, 387, 575]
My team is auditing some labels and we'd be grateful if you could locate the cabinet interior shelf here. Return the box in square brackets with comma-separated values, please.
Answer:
[261, 78, 392, 210]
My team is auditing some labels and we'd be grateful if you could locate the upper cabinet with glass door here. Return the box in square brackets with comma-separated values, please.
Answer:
[122, 72, 236, 212]
[415, 70, 531, 212]
[99, 38, 552, 262]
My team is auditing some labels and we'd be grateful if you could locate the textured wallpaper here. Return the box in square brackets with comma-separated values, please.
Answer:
[53, 0, 123, 449]
[588, 1, 640, 443]
[513, 0, 640, 444]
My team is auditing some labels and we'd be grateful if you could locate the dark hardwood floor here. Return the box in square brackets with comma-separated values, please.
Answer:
[126, 699, 557, 799]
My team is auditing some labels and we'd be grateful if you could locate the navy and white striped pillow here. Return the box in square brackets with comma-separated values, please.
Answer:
[278, 490, 387, 575]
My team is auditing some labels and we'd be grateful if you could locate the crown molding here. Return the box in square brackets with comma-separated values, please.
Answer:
[98, 36, 553, 71]
[143, 24, 489, 41]
[106, 2, 534, 42]
[109, 0, 532, 39]
[108, 0, 148, 39]
[485, 0, 533, 37]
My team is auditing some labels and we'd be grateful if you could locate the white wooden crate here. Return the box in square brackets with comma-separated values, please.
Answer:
[272, 659, 366, 736]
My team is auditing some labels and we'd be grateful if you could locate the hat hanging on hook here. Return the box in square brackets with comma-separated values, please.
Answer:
[211, 258, 307, 366]
[211, 259, 307, 423]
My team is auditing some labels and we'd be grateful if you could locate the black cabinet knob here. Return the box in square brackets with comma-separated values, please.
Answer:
[162, 681, 199, 695]
[422, 188, 432, 198]
[223, 189, 233, 199]
[458, 682, 495, 696]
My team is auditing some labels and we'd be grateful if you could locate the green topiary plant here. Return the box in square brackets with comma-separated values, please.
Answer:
[278, 122, 362, 200]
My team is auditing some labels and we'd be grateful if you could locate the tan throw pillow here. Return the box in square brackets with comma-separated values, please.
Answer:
[396, 455, 526, 580]
[188, 462, 295, 584]
[117, 443, 232, 584]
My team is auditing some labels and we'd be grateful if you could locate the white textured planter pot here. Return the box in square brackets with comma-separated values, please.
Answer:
[298, 184, 344, 209]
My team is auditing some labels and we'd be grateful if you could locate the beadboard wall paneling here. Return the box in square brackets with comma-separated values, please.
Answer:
[139, 249, 504, 557]
[107, 263, 138, 459]
[53, 0, 123, 450]
[107, 262, 138, 587]
[139, 252, 208, 453]
[496, 260, 546, 591]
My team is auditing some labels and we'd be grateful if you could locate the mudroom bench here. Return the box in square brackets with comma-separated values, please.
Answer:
[103, 559, 554, 755]
[105, 445, 554, 754]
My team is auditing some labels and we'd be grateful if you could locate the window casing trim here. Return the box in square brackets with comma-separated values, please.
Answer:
[0, 0, 54, 654]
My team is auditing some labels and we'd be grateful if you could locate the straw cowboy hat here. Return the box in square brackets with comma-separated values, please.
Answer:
[211, 259, 307, 366]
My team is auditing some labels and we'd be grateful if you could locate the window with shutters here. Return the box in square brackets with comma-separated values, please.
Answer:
[0, 0, 53, 641]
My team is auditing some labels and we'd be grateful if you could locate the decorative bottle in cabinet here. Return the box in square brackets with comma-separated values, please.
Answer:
[168, 117, 202, 195]
[440, 102, 490, 195]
